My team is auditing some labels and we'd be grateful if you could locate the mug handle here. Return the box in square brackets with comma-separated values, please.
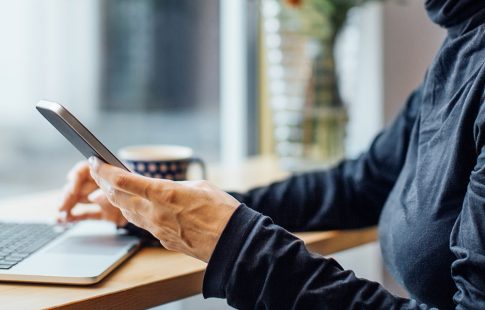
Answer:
[189, 157, 207, 180]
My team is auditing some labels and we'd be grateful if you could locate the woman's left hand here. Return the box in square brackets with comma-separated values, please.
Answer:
[88, 157, 240, 262]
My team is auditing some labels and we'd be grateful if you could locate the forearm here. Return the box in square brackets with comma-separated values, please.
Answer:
[229, 88, 420, 232]
[203, 205, 430, 309]
[229, 154, 393, 231]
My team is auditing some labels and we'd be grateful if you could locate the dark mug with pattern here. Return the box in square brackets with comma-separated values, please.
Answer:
[118, 145, 206, 181]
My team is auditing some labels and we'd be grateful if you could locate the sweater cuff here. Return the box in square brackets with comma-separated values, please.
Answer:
[202, 203, 261, 298]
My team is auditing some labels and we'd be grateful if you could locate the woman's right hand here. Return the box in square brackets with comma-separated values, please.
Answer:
[59, 161, 128, 226]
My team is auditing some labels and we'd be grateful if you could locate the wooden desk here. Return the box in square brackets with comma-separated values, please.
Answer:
[0, 157, 377, 309]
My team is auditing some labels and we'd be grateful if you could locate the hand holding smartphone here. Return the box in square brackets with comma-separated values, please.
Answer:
[36, 101, 130, 171]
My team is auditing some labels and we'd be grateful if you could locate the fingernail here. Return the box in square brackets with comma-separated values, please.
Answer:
[88, 156, 97, 167]
[89, 156, 102, 169]
[57, 211, 67, 222]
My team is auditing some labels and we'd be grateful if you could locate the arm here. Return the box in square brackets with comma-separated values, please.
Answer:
[231, 88, 422, 231]
[203, 205, 430, 309]
[204, 151, 485, 309]
[449, 122, 485, 308]
[202, 102, 485, 309]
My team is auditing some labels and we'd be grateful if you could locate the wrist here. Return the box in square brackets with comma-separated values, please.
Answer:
[203, 204, 239, 262]
[203, 204, 261, 298]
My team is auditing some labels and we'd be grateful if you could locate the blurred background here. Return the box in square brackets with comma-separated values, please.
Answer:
[0, 0, 445, 309]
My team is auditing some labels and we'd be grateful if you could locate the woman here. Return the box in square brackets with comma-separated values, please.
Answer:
[60, 0, 485, 308]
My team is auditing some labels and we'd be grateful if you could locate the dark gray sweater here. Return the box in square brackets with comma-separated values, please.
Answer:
[202, 1, 485, 309]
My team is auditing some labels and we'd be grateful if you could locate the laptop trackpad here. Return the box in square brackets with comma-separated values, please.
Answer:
[47, 235, 127, 256]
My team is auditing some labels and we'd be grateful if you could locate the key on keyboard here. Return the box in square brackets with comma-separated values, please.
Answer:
[0, 222, 66, 269]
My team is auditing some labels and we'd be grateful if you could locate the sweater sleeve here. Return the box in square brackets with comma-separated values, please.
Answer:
[230, 87, 422, 231]
[203, 204, 431, 309]
[448, 117, 485, 308]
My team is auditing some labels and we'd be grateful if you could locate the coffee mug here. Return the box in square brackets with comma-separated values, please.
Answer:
[118, 145, 206, 181]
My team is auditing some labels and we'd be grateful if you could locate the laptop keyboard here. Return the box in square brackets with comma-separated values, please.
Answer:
[0, 222, 66, 270]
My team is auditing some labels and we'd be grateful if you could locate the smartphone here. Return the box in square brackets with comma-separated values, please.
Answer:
[36, 100, 130, 171]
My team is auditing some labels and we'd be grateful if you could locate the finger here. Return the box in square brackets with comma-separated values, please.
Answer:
[59, 188, 80, 213]
[66, 161, 92, 194]
[88, 189, 114, 210]
[87, 189, 106, 204]
[89, 157, 166, 201]
[88, 190, 128, 226]
[89, 173, 143, 213]
[119, 208, 150, 231]
[67, 161, 90, 181]
[59, 181, 98, 214]
[77, 182, 100, 203]
[60, 162, 96, 212]
[104, 187, 149, 216]
[67, 211, 103, 222]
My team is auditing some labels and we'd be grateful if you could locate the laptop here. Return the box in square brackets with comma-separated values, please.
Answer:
[0, 220, 140, 285]
[0, 101, 144, 285]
